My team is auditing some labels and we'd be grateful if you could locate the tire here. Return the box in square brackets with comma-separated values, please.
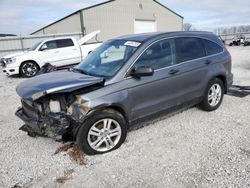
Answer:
[77, 109, 127, 155]
[20, 61, 39, 77]
[199, 78, 224, 111]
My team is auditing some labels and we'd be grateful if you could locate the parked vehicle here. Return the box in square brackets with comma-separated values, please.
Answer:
[243, 38, 250, 46]
[15, 31, 233, 155]
[229, 34, 245, 46]
[1, 30, 101, 77]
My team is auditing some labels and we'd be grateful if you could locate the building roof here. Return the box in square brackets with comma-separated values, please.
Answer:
[31, 0, 183, 35]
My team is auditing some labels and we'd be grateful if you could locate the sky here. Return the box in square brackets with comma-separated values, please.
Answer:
[1, 0, 250, 35]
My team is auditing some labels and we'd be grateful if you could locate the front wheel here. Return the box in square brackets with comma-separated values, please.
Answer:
[199, 78, 224, 111]
[77, 109, 127, 155]
[20, 61, 39, 77]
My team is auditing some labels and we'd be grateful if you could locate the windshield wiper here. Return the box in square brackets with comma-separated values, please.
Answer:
[71, 67, 107, 78]
[71, 68, 91, 76]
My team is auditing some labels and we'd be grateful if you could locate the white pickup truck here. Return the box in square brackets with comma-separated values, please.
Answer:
[1, 30, 102, 77]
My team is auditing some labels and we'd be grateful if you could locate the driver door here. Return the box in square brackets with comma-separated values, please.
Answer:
[126, 38, 181, 120]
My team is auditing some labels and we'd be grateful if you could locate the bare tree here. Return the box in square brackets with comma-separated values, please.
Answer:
[215, 25, 250, 35]
[183, 23, 192, 31]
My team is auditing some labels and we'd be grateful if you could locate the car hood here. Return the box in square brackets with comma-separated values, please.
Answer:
[2, 51, 29, 59]
[16, 71, 104, 101]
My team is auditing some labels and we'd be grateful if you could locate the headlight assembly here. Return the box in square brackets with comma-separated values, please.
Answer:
[5, 58, 16, 64]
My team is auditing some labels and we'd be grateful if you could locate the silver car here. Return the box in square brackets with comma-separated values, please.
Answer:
[16, 31, 233, 155]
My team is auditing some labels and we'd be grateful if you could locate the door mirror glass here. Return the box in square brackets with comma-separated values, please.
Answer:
[130, 66, 154, 78]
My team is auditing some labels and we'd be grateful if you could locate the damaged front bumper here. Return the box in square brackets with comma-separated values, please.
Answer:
[15, 95, 91, 140]
[15, 106, 75, 140]
[15, 107, 42, 136]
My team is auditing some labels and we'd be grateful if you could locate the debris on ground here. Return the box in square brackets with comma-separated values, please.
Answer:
[54, 143, 87, 165]
[55, 169, 74, 184]
[11, 183, 22, 188]
[54, 142, 74, 155]
[69, 144, 87, 165]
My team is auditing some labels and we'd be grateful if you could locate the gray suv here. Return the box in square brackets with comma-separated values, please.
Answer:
[16, 31, 233, 155]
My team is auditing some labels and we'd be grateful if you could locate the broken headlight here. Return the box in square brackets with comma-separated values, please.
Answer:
[67, 95, 91, 120]
[49, 100, 61, 113]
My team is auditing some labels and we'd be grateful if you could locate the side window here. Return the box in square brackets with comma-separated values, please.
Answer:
[44, 40, 57, 50]
[175, 37, 206, 63]
[134, 39, 176, 70]
[56, 39, 74, 48]
[202, 39, 223, 56]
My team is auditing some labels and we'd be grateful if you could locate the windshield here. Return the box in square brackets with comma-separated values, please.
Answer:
[29, 41, 42, 51]
[74, 39, 140, 78]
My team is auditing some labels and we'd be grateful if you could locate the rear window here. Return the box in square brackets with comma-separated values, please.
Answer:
[175, 37, 206, 63]
[202, 39, 223, 56]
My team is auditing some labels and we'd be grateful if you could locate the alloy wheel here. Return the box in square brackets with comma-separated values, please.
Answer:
[208, 83, 222, 107]
[87, 118, 122, 152]
[22, 62, 38, 77]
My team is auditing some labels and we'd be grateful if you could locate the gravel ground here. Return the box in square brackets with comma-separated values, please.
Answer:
[0, 47, 250, 188]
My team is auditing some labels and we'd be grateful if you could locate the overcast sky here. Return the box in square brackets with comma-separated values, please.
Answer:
[1, 0, 250, 35]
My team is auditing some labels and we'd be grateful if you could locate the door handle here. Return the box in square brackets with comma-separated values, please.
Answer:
[169, 69, 180, 75]
[54, 51, 59, 53]
[205, 60, 212, 65]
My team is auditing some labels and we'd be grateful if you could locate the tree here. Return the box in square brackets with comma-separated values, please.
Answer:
[183, 23, 192, 31]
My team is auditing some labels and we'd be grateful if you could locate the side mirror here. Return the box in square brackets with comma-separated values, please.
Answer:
[130, 66, 154, 78]
[40, 44, 48, 51]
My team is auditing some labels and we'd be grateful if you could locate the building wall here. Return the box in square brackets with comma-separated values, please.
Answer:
[33, 13, 82, 35]
[32, 0, 183, 40]
[82, 0, 183, 41]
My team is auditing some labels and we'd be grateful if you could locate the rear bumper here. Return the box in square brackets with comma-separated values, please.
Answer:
[227, 73, 234, 91]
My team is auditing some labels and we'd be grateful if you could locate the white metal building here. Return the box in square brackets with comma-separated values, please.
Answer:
[31, 0, 183, 41]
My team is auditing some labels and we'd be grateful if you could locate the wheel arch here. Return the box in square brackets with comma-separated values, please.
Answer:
[19, 60, 40, 73]
[215, 74, 227, 93]
[73, 104, 129, 140]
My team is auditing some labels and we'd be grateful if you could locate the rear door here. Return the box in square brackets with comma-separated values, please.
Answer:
[54, 39, 80, 66]
[172, 37, 209, 103]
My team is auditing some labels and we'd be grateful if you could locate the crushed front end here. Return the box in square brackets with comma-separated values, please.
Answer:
[15, 94, 88, 140]
[15, 71, 104, 140]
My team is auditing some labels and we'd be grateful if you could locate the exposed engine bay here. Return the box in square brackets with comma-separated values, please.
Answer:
[15, 71, 104, 141]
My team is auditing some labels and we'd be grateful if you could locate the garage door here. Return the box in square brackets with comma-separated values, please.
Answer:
[134, 20, 156, 34]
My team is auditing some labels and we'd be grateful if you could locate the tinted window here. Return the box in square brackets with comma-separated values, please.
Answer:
[56, 39, 74, 48]
[44, 41, 57, 49]
[175, 37, 206, 63]
[134, 39, 176, 70]
[202, 39, 223, 55]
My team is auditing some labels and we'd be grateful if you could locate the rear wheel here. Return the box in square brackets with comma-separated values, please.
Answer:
[199, 78, 224, 111]
[20, 61, 39, 77]
[77, 109, 127, 155]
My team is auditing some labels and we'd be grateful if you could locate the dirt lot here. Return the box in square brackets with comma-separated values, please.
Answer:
[0, 47, 250, 188]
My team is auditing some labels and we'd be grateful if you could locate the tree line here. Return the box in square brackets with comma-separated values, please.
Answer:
[183, 23, 250, 35]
